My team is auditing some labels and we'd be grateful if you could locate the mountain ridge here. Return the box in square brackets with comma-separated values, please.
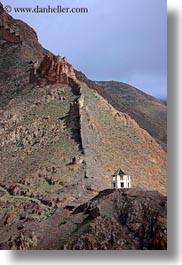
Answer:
[74, 70, 167, 150]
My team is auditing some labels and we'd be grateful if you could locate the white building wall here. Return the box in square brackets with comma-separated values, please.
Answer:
[123, 175, 126, 188]
[123, 175, 131, 188]
[116, 175, 121, 189]
[128, 175, 131, 188]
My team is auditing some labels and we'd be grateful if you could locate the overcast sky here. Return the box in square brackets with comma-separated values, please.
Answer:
[1, 0, 167, 99]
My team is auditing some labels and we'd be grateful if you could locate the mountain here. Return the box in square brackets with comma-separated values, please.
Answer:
[74, 73, 167, 151]
[96, 81, 167, 150]
[0, 4, 167, 250]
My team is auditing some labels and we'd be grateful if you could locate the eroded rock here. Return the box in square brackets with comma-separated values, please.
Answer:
[65, 189, 167, 250]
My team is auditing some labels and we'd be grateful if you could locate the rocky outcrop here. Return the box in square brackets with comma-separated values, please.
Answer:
[0, 188, 167, 250]
[30, 55, 76, 85]
[65, 189, 167, 250]
[8, 231, 37, 250]
[0, 4, 21, 44]
[1, 121, 60, 151]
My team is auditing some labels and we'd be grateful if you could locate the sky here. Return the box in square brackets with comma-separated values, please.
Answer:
[1, 0, 167, 99]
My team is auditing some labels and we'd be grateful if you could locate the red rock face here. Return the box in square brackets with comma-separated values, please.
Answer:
[0, 5, 22, 44]
[36, 55, 76, 84]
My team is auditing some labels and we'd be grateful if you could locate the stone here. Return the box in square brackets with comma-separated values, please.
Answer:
[17, 223, 24, 230]
[4, 213, 16, 226]
[0, 190, 6, 197]
[31, 55, 77, 85]
[70, 101, 79, 118]
[8, 231, 38, 250]
[65, 189, 167, 250]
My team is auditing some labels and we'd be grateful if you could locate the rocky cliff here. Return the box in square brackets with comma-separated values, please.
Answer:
[65, 189, 167, 250]
[0, 4, 22, 44]
[0, 188, 167, 250]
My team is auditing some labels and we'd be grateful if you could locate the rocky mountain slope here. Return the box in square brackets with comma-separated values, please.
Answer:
[0, 3, 52, 106]
[96, 81, 167, 151]
[0, 4, 167, 250]
[65, 188, 167, 250]
[75, 72, 167, 151]
[0, 188, 167, 250]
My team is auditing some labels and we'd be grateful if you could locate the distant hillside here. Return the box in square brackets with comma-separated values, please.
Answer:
[159, 98, 167, 106]
[75, 71, 167, 151]
[96, 81, 167, 150]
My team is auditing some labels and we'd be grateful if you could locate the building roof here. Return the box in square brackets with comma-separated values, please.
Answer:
[112, 168, 126, 177]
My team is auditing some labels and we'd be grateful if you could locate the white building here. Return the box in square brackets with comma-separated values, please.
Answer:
[111, 168, 131, 189]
